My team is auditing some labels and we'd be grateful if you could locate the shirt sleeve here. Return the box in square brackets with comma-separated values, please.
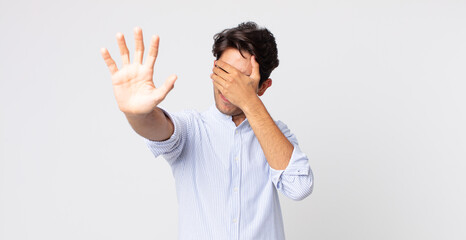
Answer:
[269, 120, 314, 201]
[144, 108, 189, 166]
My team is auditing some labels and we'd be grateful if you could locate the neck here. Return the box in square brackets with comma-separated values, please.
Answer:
[232, 113, 246, 127]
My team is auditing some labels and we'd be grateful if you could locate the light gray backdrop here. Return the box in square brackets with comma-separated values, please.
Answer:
[1, 0, 465, 239]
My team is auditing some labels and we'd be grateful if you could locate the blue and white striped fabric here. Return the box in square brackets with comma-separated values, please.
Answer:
[145, 105, 314, 240]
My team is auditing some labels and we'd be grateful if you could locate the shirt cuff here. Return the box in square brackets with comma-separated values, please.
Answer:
[144, 108, 181, 158]
[270, 144, 310, 189]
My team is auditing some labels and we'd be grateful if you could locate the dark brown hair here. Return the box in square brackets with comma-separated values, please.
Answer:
[212, 22, 279, 87]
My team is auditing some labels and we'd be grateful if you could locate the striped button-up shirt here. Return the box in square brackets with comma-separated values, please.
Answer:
[145, 105, 314, 240]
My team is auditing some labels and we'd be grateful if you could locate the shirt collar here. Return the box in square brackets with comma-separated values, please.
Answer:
[209, 104, 250, 129]
[209, 104, 232, 121]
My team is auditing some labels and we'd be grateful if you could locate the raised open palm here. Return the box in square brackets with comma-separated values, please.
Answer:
[101, 27, 177, 115]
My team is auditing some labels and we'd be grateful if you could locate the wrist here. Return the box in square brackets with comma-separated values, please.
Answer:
[241, 95, 263, 116]
[123, 108, 157, 120]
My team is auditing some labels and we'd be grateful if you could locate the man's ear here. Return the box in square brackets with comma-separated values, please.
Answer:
[258, 78, 272, 96]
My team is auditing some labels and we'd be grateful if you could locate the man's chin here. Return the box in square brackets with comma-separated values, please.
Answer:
[216, 101, 241, 116]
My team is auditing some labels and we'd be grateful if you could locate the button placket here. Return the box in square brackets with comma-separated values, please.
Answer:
[230, 127, 242, 239]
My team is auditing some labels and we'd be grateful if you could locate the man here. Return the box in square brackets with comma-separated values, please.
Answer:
[101, 22, 313, 240]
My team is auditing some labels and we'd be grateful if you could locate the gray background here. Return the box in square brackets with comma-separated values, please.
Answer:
[1, 0, 466, 239]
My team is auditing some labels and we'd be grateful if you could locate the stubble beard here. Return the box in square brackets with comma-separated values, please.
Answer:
[214, 90, 243, 117]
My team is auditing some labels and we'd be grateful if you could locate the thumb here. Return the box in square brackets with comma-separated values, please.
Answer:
[156, 74, 177, 100]
[250, 56, 260, 81]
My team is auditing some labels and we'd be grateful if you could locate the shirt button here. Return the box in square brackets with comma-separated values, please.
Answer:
[235, 130, 238, 134]
[235, 157, 239, 162]
[234, 187, 239, 192]
[233, 218, 237, 223]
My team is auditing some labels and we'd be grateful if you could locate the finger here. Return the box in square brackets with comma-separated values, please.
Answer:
[210, 73, 226, 88]
[212, 65, 231, 81]
[212, 77, 225, 93]
[133, 27, 144, 64]
[155, 74, 177, 100]
[100, 48, 118, 74]
[250, 56, 261, 81]
[215, 60, 236, 74]
[145, 35, 159, 68]
[116, 32, 130, 65]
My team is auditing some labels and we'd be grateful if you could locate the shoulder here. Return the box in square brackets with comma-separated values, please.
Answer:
[274, 119, 300, 144]
[162, 108, 202, 122]
[274, 119, 289, 132]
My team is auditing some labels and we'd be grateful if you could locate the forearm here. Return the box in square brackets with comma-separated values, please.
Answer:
[124, 107, 174, 141]
[243, 97, 294, 170]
